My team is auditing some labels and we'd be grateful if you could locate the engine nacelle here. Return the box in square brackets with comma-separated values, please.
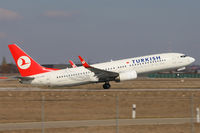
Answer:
[115, 70, 137, 82]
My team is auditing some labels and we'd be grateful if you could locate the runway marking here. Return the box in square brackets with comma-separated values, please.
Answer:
[0, 118, 194, 131]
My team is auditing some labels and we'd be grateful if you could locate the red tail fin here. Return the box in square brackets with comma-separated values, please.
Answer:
[8, 44, 56, 77]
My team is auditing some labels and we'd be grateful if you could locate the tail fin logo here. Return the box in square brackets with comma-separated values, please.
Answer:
[17, 56, 31, 69]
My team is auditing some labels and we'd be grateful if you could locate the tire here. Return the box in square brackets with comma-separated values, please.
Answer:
[103, 83, 111, 89]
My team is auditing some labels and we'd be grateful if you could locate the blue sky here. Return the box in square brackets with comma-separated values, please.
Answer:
[0, 0, 200, 64]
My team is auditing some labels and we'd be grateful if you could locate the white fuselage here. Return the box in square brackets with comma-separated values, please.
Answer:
[27, 53, 195, 86]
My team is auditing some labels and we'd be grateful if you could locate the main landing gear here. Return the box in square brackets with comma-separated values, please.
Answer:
[103, 82, 111, 89]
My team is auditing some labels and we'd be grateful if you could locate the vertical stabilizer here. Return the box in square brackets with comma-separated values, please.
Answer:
[8, 44, 55, 77]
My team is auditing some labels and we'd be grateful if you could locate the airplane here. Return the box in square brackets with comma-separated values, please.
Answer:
[8, 44, 195, 89]
[69, 60, 77, 68]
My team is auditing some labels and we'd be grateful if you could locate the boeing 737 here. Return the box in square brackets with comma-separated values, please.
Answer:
[8, 44, 195, 89]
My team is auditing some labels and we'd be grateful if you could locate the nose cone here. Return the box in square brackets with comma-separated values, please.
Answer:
[190, 57, 195, 63]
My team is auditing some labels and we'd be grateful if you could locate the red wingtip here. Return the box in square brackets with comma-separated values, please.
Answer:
[78, 56, 90, 68]
[69, 60, 77, 68]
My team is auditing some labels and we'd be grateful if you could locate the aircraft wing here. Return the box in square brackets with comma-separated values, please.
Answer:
[78, 56, 119, 81]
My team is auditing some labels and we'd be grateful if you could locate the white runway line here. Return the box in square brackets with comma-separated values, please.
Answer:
[0, 118, 193, 131]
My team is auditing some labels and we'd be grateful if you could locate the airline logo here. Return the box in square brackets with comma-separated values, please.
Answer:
[17, 56, 31, 69]
[132, 56, 161, 64]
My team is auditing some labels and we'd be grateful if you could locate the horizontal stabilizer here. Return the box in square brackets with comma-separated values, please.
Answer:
[15, 76, 35, 81]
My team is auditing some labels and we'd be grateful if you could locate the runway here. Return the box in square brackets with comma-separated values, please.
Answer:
[0, 87, 200, 92]
[0, 118, 194, 131]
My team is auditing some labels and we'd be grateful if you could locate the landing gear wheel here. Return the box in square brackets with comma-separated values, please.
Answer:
[103, 83, 111, 89]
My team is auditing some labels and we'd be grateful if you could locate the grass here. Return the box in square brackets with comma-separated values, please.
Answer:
[0, 78, 200, 133]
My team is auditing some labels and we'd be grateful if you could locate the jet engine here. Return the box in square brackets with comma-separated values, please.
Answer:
[115, 70, 137, 82]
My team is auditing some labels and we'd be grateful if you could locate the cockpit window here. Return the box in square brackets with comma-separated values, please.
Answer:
[180, 55, 188, 58]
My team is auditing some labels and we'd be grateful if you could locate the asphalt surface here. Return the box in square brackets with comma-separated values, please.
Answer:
[0, 87, 200, 92]
[0, 118, 194, 131]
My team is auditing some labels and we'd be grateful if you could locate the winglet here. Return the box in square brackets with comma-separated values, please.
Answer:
[78, 56, 90, 68]
[69, 60, 77, 68]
